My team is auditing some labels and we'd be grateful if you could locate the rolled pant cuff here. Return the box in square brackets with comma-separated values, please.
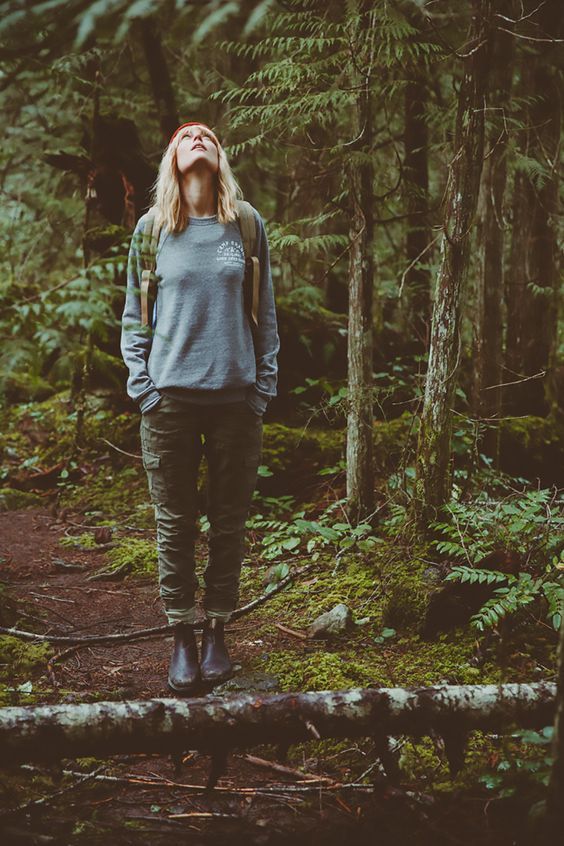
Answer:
[204, 608, 233, 622]
[165, 605, 197, 626]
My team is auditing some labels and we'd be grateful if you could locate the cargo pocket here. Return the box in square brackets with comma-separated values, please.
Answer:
[142, 449, 169, 504]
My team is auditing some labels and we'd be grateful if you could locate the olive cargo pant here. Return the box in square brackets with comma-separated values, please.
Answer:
[140, 395, 263, 624]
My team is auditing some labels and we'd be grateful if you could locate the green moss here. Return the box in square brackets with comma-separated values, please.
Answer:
[390, 634, 502, 687]
[0, 636, 51, 682]
[60, 532, 98, 549]
[248, 555, 381, 625]
[380, 555, 435, 631]
[59, 464, 149, 522]
[259, 628, 502, 694]
[372, 412, 417, 471]
[399, 731, 512, 792]
[0, 635, 52, 704]
[499, 415, 564, 484]
[262, 422, 344, 476]
[100, 537, 157, 579]
[261, 650, 371, 691]
[0, 488, 43, 511]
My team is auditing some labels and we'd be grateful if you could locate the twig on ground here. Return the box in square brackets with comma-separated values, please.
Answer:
[46, 644, 83, 684]
[0, 765, 107, 820]
[274, 623, 308, 640]
[241, 753, 336, 783]
[0, 559, 317, 647]
[38, 766, 376, 795]
[29, 592, 77, 604]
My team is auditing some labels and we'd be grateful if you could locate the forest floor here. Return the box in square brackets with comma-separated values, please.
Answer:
[0, 392, 558, 845]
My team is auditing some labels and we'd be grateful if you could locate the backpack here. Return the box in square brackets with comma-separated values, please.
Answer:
[138, 199, 260, 341]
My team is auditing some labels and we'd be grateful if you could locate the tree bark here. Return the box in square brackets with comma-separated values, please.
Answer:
[0, 684, 555, 767]
[470, 3, 514, 462]
[138, 16, 179, 143]
[414, 0, 492, 525]
[404, 71, 431, 352]
[345, 3, 375, 525]
[504, 0, 561, 417]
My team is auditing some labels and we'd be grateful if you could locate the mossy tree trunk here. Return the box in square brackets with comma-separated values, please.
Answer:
[0, 684, 555, 767]
[345, 15, 375, 525]
[504, 0, 561, 418]
[470, 3, 514, 464]
[413, 0, 492, 526]
[404, 71, 431, 352]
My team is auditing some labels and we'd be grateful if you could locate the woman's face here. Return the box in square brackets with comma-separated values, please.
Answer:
[175, 125, 219, 176]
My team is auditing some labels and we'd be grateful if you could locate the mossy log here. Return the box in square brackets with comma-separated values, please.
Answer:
[0, 684, 555, 767]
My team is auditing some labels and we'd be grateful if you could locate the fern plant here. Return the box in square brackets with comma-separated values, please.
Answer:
[246, 496, 381, 563]
[430, 489, 563, 567]
[445, 552, 564, 632]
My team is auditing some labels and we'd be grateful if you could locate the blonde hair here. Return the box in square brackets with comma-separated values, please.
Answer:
[150, 126, 244, 232]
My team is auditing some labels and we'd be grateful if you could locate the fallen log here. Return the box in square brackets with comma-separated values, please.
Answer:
[0, 683, 555, 769]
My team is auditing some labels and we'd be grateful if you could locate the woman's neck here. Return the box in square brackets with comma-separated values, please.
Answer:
[180, 172, 217, 218]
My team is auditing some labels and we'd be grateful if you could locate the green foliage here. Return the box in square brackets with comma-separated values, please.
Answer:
[445, 552, 564, 633]
[247, 496, 381, 563]
[479, 727, 554, 798]
[430, 489, 563, 565]
[263, 562, 290, 594]
[432, 488, 564, 633]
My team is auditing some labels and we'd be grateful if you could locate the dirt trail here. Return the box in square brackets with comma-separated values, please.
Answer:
[0, 506, 392, 845]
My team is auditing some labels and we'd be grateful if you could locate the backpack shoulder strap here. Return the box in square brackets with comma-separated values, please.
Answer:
[139, 208, 163, 327]
[235, 199, 260, 331]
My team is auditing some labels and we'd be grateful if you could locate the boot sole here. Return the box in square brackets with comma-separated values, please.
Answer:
[168, 677, 201, 695]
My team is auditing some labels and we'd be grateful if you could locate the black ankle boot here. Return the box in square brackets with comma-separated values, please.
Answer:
[200, 618, 233, 683]
[168, 623, 200, 694]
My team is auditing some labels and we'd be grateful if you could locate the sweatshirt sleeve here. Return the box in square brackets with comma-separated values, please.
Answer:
[244, 209, 281, 416]
[119, 216, 162, 414]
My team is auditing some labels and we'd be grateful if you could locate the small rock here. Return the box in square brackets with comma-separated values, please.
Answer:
[307, 603, 353, 639]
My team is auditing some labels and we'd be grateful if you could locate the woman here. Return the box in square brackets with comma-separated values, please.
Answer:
[120, 121, 280, 694]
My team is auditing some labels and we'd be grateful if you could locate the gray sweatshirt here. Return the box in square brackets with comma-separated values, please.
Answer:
[120, 206, 280, 415]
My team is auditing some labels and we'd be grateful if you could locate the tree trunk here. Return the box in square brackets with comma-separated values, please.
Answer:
[346, 92, 375, 524]
[138, 16, 179, 143]
[345, 3, 375, 525]
[404, 72, 431, 352]
[0, 684, 555, 767]
[413, 0, 492, 526]
[470, 4, 514, 463]
[504, 0, 561, 417]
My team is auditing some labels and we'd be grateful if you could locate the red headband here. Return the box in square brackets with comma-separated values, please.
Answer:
[169, 122, 215, 145]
